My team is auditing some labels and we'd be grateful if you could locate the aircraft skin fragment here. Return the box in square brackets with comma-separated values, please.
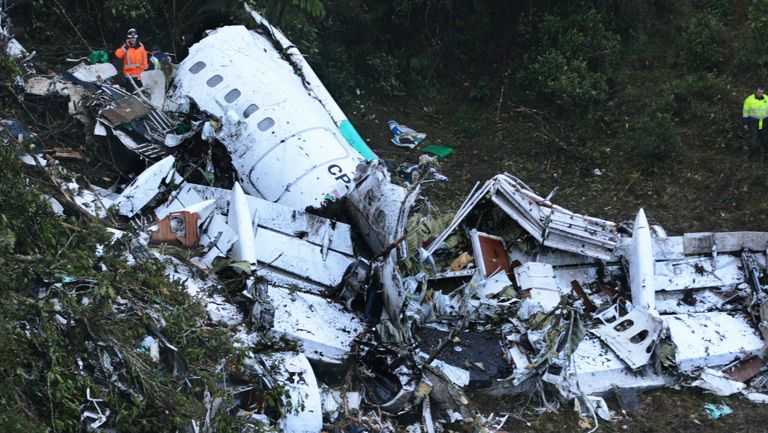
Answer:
[169, 25, 364, 210]
[228, 182, 258, 266]
[630, 208, 655, 311]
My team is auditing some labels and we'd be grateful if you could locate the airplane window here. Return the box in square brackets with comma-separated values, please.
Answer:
[224, 89, 241, 103]
[243, 104, 259, 118]
[189, 61, 206, 74]
[206, 75, 223, 87]
[258, 117, 275, 131]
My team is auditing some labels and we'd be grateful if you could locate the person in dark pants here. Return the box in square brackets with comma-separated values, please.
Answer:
[115, 28, 148, 89]
[743, 84, 768, 161]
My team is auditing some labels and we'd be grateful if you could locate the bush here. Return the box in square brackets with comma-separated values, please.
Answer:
[528, 50, 609, 106]
[365, 52, 404, 96]
[681, 13, 726, 70]
[749, 0, 768, 65]
[537, 8, 621, 68]
[630, 112, 683, 165]
[521, 6, 619, 107]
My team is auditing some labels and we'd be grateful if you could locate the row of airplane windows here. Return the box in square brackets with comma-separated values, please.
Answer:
[189, 61, 274, 131]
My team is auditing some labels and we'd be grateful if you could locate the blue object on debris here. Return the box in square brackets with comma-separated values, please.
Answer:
[703, 403, 733, 419]
[387, 119, 426, 149]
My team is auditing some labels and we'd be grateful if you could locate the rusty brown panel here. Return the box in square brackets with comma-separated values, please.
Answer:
[477, 233, 511, 276]
[149, 211, 199, 248]
[722, 356, 766, 383]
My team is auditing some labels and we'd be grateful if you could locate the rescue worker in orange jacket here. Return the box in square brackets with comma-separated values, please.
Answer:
[115, 28, 148, 87]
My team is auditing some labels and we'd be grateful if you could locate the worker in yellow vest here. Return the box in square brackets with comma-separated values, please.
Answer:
[743, 84, 768, 161]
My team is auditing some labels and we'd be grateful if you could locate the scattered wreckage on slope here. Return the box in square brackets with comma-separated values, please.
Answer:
[7, 3, 768, 432]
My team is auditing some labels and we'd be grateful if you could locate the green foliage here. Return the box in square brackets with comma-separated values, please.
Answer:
[469, 76, 494, 102]
[0, 146, 247, 431]
[102, 0, 152, 18]
[749, 0, 768, 65]
[365, 53, 404, 96]
[522, 7, 619, 107]
[681, 13, 726, 70]
[0, 54, 21, 83]
[629, 112, 683, 165]
[291, 0, 326, 18]
[0, 146, 68, 287]
[528, 50, 610, 106]
[537, 8, 620, 65]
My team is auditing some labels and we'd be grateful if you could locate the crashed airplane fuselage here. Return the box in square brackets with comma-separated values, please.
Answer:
[168, 25, 370, 210]
[167, 14, 413, 327]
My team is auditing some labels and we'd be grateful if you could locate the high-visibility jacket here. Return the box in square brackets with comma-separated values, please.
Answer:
[115, 42, 148, 79]
[743, 94, 768, 129]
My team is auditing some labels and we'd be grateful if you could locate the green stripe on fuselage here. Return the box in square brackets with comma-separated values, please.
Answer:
[339, 119, 376, 161]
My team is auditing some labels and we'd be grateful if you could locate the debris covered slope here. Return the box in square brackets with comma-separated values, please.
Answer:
[1, 3, 768, 433]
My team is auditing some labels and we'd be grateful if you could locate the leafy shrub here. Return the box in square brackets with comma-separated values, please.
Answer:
[528, 50, 609, 106]
[749, 0, 768, 65]
[365, 52, 404, 96]
[521, 7, 618, 107]
[630, 112, 683, 165]
[681, 13, 726, 70]
[537, 8, 620, 67]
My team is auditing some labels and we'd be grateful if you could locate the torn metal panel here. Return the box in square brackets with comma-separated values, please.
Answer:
[490, 174, 619, 260]
[515, 262, 562, 311]
[254, 227, 355, 289]
[420, 355, 470, 388]
[101, 94, 151, 124]
[665, 312, 765, 371]
[570, 337, 668, 396]
[509, 245, 604, 268]
[722, 356, 766, 383]
[617, 235, 686, 261]
[422, 180, 496, 257]
[154, 190, 216, 223]
[345, 163, 415, 327]
[343, 162, 409, 253]
[629, 208, 656, 311]
[228, 182, 257, 267]
[171, 183, 354, 255]
[68, 62, 117, 83]
[169, 25, 365, 209]
[196, 213, 237, 268]
[260, 353, 323, 433]
[692, 368, 746, 396]
[654, 254, 745, 292]
[423, 174, 618, 261]
[66, 183, 118, 218]
[115, 155, 181, 217]
[24, 75, 56, 96]
[591, 308, 663, 369]
[149, 211, 200, 247]
[470, 230, 511, 278]
[206, 294, 243, 326]
[683, 231, 768, 255]
[267, 285, 365, 365]
[654, 288, 741, 315]
[139, 69, 166, 109]
[111, 128, 169, 160]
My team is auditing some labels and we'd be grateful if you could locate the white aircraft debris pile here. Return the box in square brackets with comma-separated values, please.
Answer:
[5, 3, 768, 432]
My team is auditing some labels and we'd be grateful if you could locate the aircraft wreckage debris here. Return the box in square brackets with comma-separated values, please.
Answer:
[3, 2, 768, 432]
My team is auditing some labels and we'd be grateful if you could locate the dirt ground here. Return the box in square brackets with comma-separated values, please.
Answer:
[348, 91, 768, 432]
[351, 91, 768, 235]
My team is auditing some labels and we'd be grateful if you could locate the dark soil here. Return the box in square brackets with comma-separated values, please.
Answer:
[351, 88, 768, 235]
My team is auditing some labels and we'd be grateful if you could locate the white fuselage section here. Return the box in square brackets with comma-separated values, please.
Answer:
[169, 25, 363, 209]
